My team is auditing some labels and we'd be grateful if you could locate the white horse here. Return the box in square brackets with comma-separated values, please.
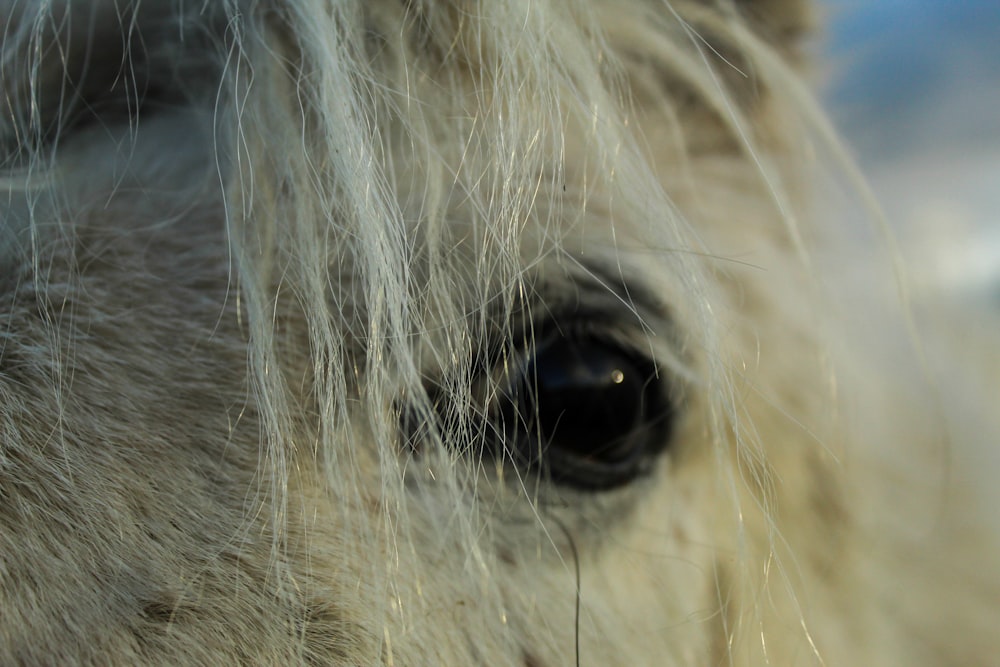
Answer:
[1, 1, 998, 664]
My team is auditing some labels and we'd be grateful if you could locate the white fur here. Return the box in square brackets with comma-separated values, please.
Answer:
[1, 1, 998, 664]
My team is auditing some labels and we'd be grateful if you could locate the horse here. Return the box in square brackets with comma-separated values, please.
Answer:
[2, 1, 998, 664]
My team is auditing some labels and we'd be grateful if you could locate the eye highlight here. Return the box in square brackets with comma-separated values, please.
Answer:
[496, 325, 675, 490]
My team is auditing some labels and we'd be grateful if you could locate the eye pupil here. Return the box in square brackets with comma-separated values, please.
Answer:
[527, 338, 646, 462]
[501, 331, 672, 489]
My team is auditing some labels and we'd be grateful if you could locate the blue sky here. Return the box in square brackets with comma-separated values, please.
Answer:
[821, 1, 1000, 296]
[824, 0, 1000, 160]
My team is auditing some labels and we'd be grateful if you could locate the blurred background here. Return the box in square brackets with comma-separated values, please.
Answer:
[821, 0, 1000, 301]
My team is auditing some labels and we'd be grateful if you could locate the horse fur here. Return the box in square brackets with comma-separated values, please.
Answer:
[1, 1, 998, 665]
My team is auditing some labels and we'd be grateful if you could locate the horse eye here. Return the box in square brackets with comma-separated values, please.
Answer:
[498, 330, 674, 490]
